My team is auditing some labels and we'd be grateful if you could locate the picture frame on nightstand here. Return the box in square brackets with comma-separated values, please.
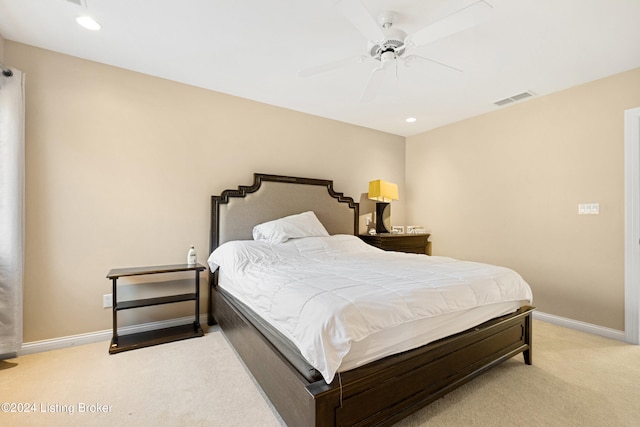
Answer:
[391, 225, 404, 234]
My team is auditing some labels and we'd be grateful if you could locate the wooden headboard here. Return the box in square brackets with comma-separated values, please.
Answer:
[209, 173, 359, 255]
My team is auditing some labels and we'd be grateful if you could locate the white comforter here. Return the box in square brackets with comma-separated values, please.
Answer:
[208, 234, 533, 383]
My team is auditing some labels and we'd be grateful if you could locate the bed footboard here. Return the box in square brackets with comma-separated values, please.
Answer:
[213, 284, 533, 427]
[325, 306, 533, 426]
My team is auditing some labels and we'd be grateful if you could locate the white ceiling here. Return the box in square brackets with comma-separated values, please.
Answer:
[1, 0, 639, 137]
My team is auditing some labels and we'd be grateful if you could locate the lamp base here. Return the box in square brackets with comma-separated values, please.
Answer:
[375, 202, 391, 234]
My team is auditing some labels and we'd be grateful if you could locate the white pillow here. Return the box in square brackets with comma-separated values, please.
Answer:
[252, 211, 329, 244]
[207, 240, 275, 274]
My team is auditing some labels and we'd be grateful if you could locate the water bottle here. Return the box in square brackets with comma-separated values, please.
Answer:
[187, 245, 197, 265]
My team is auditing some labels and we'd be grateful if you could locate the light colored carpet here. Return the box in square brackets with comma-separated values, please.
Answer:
[1, 320, 638, 426]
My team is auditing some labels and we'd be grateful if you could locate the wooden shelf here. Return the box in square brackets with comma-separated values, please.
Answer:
[116, 293, 197, 310]
[107, 263, 206, 279]
[109, 323, 204, 354]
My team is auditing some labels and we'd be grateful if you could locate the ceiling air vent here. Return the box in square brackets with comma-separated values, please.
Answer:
[494, 90, 535, 107]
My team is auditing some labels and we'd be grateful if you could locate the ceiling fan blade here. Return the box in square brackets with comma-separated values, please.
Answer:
[336, 0, 384, 42]
[299, 55, 369, 78]
[360, 60, 393, 103]
[403, 55, 463, 73]
[408, 0, 492, 47]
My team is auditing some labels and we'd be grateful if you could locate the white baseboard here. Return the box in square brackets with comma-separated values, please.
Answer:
[533, 311, 626, 342]
[18, 315, 209, 356]
[17, 312, 627, 357]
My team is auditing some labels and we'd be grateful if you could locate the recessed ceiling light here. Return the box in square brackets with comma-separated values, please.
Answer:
[405, 117, 417, 123]
[76, 16, 101, 31]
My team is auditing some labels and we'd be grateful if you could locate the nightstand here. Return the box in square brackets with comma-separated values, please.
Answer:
[359, 233, 431, 255]
[106, 263, 206, 354]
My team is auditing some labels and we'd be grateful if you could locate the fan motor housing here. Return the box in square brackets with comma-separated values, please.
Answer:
[369, 27, 407, 59]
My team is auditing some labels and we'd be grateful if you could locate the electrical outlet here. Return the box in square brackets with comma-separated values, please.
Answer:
[103, 293, 113, 309]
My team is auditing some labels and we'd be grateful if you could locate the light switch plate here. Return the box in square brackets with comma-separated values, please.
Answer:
[578, 203, 599, 215]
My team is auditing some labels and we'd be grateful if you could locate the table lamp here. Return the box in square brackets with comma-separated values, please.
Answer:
[368, 179, 398, 234]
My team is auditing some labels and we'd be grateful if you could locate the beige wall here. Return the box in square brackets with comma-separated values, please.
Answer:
[8, 36, 637, 341]
[407, 67, 640, 330]
[6, 41, 405, 342]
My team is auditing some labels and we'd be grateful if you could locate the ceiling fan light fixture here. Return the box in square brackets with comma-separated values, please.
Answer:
[379, 50, 396, 62]
[406, 117, 417, 123]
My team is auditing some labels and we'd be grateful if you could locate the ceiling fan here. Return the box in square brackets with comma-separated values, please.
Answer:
[299, 0, 493, 102]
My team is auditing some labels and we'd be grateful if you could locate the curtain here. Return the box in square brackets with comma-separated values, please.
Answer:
[0, 68, 25, 357]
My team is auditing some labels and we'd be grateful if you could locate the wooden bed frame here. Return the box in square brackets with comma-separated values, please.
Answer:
[208, 173, 533, 427]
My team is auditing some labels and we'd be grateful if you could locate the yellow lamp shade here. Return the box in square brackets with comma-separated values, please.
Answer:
[368, 180, 399, 203]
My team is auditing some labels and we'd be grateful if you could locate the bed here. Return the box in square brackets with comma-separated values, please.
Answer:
[208, 173, 534, 427]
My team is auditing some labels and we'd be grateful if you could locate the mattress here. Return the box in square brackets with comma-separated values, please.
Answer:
[208, 234, 533, 383]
